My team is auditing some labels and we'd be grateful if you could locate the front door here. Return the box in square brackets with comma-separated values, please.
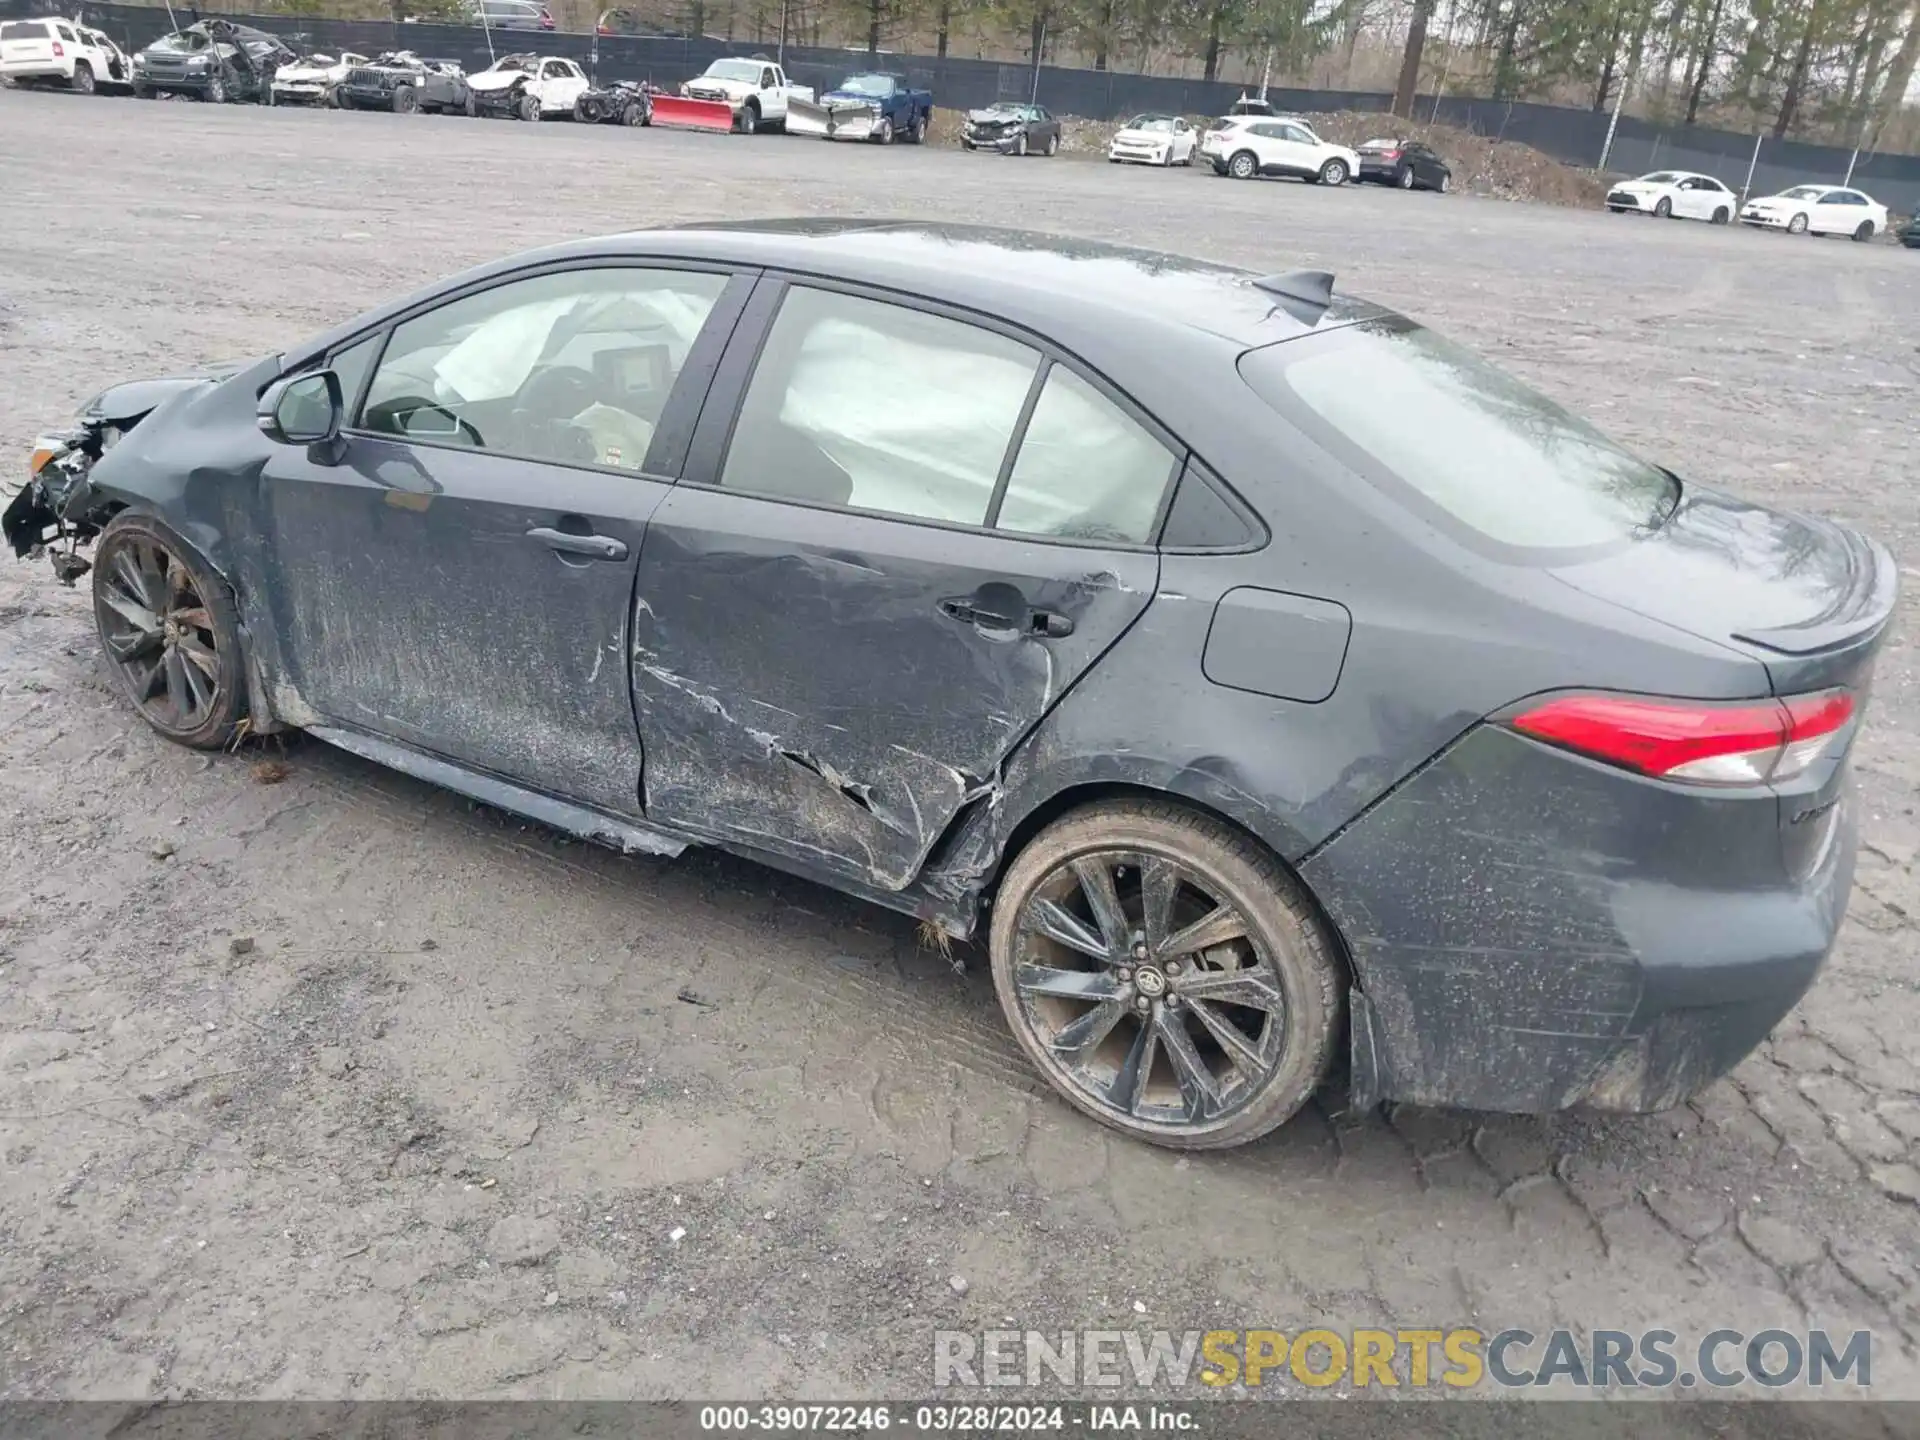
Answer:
[633, 280, 1181, 890]
[253, 262, 742, 815]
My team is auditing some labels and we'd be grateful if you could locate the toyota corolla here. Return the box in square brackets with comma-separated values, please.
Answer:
[4, 221, 1894, 1149]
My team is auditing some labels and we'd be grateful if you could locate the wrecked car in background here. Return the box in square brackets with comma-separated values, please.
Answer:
[337, 52, 473, 115]
[469, 52, 587, 120]
[130, 20, 293, 104]
[0, 17, 133, 94]
[962, 102, 1060, 155]
[270, 49, 368, 106]
[672, 56, 811, 133]
[572, 78, 652, 126]
[5, 221, 1893, 1153]
[787, 72, 931, 144]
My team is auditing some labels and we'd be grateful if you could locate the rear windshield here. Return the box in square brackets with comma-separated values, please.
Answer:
[1240, 320, 1680, 553]
[0, 21, 49, 38]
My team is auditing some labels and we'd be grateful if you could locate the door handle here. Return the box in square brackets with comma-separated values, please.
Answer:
[938, 593, 1075, 640]
[939, 597, 1019, 630]
[526, 526, 628, 562]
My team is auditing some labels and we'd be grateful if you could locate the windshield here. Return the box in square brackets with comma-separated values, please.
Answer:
[703, 59, 763, 82]
[1125, 114, 1173, 131]
[1241, 320, 1679, 554]
[1779, 186, 1826, 200]
[1637, 171, 1679, 184]
[838, 74, 894, 95]
[147, 31, 206, 53]
[487, 56, 533, 73]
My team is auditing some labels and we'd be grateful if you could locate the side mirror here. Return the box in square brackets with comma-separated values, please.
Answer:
[258, 370, 346, 462]
[259, 370, 342, 444]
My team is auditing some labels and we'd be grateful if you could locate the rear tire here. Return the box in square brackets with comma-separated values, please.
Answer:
[1712, 206, 1729, 224]
[989, 799, 1343, 1151]
[71, 62, 94, 95]
[1227, 149, 1256, 179]
[92, 513, 248, 752]
[1437, 171, 1449, 193]
[1853, 220, 1875, 242]
[133, 82, 153, 99]
[910, 111, 925, 143]
[462, 90, 476, 117]
[1044, 131, 1057, 156]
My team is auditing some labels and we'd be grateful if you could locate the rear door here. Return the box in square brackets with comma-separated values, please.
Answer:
[631, 278, 1178, 889]
[255, 261, 748, 815]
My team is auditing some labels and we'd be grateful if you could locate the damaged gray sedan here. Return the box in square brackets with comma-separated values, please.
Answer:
[6, 222, 1895, 1149]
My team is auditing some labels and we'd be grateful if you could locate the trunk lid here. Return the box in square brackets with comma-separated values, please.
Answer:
[1552, 486, 1898, 696]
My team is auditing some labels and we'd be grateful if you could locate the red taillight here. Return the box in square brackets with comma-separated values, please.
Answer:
[1509, 690, 1854, 786]
[51, 40, 64, 56]
[1380, 148, 1400, 159]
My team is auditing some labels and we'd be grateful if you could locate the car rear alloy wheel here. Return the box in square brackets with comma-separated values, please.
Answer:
[71, 62, 94, 94]
[911, 113, 925, 143]
[1228, 150, 1256, 179]
[92, 514, 246, 750]
[1712, 206, 1729, 224]
[991, 800, 1341, 1149]
[1438, 171, 1450, 192]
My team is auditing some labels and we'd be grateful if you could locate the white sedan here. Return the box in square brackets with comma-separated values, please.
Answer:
[1740, 185, 1890, 240]
[1603, 170, 1738, 223]
[270, 50, 367, 105]
[1107, 114, 1197, 167]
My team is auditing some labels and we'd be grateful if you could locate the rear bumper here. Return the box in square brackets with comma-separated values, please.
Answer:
[1303, 725, 1853, 1115]
[1, 60, 74, 81]
[1357, 160, 1401, 180]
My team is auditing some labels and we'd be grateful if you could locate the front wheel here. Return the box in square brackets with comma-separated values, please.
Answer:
[1787, 212, 1809, 234]
[518, 90, 539, 122]
[573, 95, 592, 123]
[1396, 164, 1413, 190]
[133, 82, 153, 99]
[392, 84, 417, 115]
[990, 799, 1342, 1150]
[1318, 158, 1348, 185]
[462, 90, 476, 118]
[205, 75, 227, 104]
[1853, 220, 1875, 242]
[874, 115, 892, 144]
[1015, 131, 1028, 156]
[1653, 196, 1673, 217]
[737, 99, 759, 133]
[92, 513, 248, 751]
[621, 100, 643, 126]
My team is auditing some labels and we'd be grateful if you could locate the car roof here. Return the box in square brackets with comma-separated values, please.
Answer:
[598, 220, 1382, 347]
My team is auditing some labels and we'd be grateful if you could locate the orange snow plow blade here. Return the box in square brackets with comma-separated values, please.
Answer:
[650, 95, 736, 131]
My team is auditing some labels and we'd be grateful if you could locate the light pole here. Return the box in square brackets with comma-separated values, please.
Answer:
[1598, 59, 1632, 171]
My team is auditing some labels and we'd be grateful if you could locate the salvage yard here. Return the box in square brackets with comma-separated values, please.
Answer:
[2, 89, 1919, 1403]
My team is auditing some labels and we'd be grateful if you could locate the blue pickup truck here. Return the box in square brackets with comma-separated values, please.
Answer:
[786, 71, 933, 144]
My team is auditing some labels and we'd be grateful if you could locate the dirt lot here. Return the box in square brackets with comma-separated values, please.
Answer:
[1, 89, 1918, 1405]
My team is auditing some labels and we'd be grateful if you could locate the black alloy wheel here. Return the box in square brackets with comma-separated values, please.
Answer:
[92, 514, 246, 749]
[991, 801, 1341, 1149]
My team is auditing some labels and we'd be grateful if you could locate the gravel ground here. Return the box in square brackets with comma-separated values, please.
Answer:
[2, 88, 1918, 1405]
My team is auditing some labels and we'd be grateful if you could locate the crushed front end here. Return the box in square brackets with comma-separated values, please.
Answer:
[4, 423, 114, 581]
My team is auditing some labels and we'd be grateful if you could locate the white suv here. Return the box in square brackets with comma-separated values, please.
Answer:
[0, 16, 131, 94]
[1203, 115, 1358, 186]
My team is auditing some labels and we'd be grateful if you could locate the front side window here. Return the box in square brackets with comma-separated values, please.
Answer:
[720, 287, 1039, 521]
[997, 367, 1176, 544]
[358, 266, 728, 471]
[1241, 320, 1679, 554]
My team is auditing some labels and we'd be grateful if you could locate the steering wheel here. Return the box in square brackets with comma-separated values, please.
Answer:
[510, 366, 603, 461]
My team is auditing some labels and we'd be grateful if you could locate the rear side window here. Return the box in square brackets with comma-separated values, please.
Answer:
[998, 367, 1175, 544]
[0, 21, 49, 38]
[1240, 320, 1680, 554]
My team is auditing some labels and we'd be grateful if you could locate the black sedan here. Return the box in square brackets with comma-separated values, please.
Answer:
[962, 102, 1060, 155]
[5, 223, 1893, 1149]
[1355, 136, 1451, 191]
[1903, 210, 1920, 248]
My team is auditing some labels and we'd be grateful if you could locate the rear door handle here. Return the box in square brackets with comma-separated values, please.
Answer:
[526, 526, 628, 562]
[939, 597, 1019, 630]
